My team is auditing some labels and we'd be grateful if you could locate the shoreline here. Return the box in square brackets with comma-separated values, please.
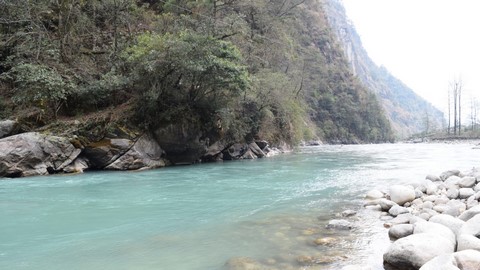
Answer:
[342, 168, 480, 270]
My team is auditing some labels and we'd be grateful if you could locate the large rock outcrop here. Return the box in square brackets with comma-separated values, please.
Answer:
[0, 132, 81, 177]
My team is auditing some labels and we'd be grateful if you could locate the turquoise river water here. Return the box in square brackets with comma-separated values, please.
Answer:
[1, 142, 479, 270]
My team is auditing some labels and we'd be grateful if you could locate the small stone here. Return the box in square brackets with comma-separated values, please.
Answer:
[388, 224, 414, 240]
[421, 201, 434, 209]
[326, 219, 354, 230]
[440, 170, 461, 181]
[447, 188, 459, 199]
[426, 174, 441, 182]
[459, 176, 477, 188]
[390, 185, 416, 205]
[341, 210, 357, 217]
[459, 188, 475, 199]
[365, 189, 384, 200]
[313, 237, 336, 246]
[389, 205, 410, 217]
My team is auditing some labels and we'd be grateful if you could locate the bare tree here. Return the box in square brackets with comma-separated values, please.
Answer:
[447, 87, 451, 135]
[450, 77, 463, 135]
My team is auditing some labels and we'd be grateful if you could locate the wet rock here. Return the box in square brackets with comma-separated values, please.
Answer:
[341, 210, 357, 217]
[341, 265, 374, 270]
[388, 213, 413, 226]
[388, 224, 414, 240]
[390, 185, 416, 205]
[453, 250, 480, 270]
[364, 198, 397, 211]
[224, 257, 263, 270]
[383, 233, 456, 270]
[366, 189, 384, 200]
[313, 237, 337, 246]
[63, 157, 89, 173]
[419, 254, 459, 270]
[389, 205, 410, 217]
[326, 219, 354, 230]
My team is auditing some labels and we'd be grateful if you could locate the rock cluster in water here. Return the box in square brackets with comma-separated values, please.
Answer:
[364, 169, 480, 270]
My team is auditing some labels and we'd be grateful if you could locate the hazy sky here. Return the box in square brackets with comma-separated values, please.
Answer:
[341, 0, 480, 117]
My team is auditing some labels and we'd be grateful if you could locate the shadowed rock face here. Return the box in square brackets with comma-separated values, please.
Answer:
[0, 132, 81, 177]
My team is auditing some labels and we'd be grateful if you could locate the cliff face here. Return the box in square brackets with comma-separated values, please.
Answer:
[323, 0, 444, 138]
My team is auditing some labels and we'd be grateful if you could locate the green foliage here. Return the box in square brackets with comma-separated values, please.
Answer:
[0, 0, 394, 145]
[124, 31, 250, 126]
[1, 63, 74, 117]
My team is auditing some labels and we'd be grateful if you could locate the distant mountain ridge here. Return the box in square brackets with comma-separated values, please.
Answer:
[323, 0, 444, 138]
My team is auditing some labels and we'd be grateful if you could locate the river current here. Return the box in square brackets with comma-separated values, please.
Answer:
[1, 142, 479, 270]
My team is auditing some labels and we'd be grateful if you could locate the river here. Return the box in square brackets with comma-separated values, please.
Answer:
[1, 142, 479, 270]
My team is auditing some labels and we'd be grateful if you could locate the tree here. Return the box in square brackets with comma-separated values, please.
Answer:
[449, 77, 463, 135]
[1, 63, 74, 118]
[124, 31, 250, 125]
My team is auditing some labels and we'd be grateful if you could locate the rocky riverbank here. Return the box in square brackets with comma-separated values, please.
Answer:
[349, 169, 480, 270]
[0, 119, 287, 178]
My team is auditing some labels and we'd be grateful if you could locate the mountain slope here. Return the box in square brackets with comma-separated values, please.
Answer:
[0, 0, 393, 160]
[323, 0, 444, 138]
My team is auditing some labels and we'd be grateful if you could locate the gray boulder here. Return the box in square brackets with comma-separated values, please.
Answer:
[154, 122, 208, 164]
[419, 254, 459, 270]
[383, 233, 456, 269]
[453, 250, 480, 270]
[441, 170, 461, 181]
[366, 189, 384, 200]
[458, 205, 480, 221]
[457, 234, 480, 252]
[447, 188, 460, 200]
[83, 138, 133, 168]
[459, 188, 475, 199]
[429, 214, 466, 237]
[390, 185, 416, 205]
[63, 157, 89, 173]
[0, 132, 81, 177]
[426, 174, 441, 182]
[389, 205, 410, 217]
[413, 221, 456, 244]
[444, 200, 467, 217]
[105, 134, 166, 171]
[459, 177, 477, 188]
[326, 219, 354, 230]
[248, 142, 265, 158]
[364, 198, 397, 211]
[0, 120, 16, 139]
[459, 214, 480, 236]
[388, 224, 414, 240]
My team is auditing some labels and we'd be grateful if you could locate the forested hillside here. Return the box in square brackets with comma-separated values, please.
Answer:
[324, 0, 444, 138]
[0, 0, 393, 156]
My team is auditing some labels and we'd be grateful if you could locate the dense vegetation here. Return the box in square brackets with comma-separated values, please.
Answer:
[0, 0, 394, 145]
